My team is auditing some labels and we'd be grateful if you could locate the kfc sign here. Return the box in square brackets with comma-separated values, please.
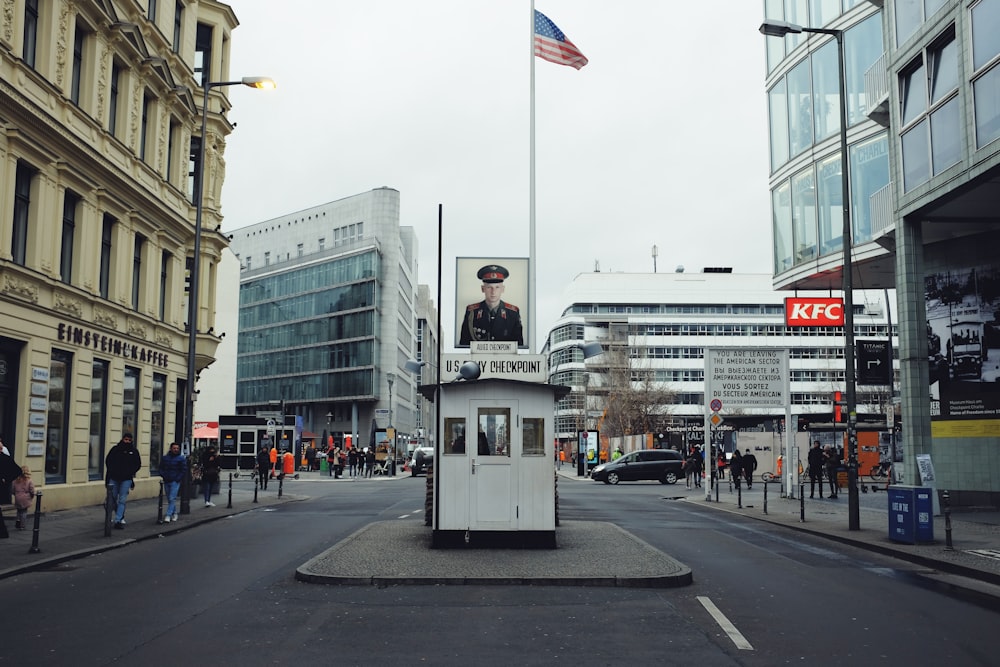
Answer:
[785, 297, 844, 326]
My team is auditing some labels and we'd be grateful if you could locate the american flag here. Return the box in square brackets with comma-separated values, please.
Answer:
[534, 10, 588, 70]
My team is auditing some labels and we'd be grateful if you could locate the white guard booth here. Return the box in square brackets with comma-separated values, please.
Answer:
[424, 378, 569, 548]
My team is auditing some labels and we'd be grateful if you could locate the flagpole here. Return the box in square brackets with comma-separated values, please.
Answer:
[528, 0, 537, 354]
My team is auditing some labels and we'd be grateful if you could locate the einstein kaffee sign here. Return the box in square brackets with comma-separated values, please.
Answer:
[705, 348, 789, 409]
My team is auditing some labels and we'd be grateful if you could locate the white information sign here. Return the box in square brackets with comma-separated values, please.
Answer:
[442, 354, 547, 382]
[705, 348, 789, 409]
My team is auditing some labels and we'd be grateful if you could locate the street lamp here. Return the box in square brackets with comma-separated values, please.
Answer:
[386, 372, 395, 476]
[183, 76, 275, 513]
[760, 19, 859, 530]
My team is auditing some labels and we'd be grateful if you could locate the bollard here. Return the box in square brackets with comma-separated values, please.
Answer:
[278, 475, 284, 498]
[227, 472, 233, 509]
[943, 489, 953, 551]
[253, 482, 258, 504]
[737, 479, 742, 509]
[104, 484, 115, 537]
[157, 480, 165, 524]
[764, 479, 768, 515]
[799, 483, 805, 522]
[29, 491, 43, 553]
[715, 475, 719, 502]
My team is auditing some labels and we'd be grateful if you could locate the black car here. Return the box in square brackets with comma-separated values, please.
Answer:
[590, 449, 683, 485]
[409, 447, 434, 476]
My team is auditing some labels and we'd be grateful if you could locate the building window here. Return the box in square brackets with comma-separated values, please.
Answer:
[148, 0, 157, 22]
[849, 133, 889, 244]
[297, 243, 304, 257]
[972, 0, 1000, 148]
[900, 30, 960, 192]
[318, 237, 325, 251]
[140, 93, 152, 160]
[132, 234, 146, 311]
[71, 24, 85, 105]
[12, 162, 34, 266]
[123, 366, 140, 442]
[791, 166, 817, 264]
[61, 191, 79, 283]
[46, 349, 73, 483]
[772, 181, 793, 273]
[188, 135, 201, 203]
[89, 358, 109, 480]
[160, 251, 170, 321]
[173, 1, 183, 53]
[100, 215, 114, 299]
[110, 62, 121, 136]
[167, 118, 179, 184]
[895, 0, 949, 48]
[23, 0, 38, 69]
[150, 373, 166, 473]
[195, 23, 213, 86]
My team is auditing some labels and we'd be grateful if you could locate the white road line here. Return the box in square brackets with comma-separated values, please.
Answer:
[696, 596, 754, 651]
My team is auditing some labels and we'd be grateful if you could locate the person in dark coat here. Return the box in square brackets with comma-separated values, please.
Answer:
[823, 445, 840, 499]
[201, 445, 221, 507]
[105, 432, 142, 529]
[808, 441, 825, 499]
[742, 448, 758, 489]
[256, 444, 271, 490]
[159, 442, 187, 522]
[730, 449, 743, 489]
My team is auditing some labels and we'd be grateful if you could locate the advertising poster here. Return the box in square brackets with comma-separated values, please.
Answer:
[455, 257, 528, 349]
[925, 264, 1000, 426]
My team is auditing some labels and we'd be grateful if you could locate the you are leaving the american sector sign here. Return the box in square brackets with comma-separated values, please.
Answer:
[706, 348, 789, 409]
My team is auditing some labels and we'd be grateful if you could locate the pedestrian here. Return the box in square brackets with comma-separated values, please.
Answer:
[808, 441, 825, 499]
[717, 450, 726, 480]
[201, 445, 221, 507]
[256, 444, 270, 490]
[730, 449, 743, 489]
[612, 446, 623, 461]
[105, 432, 141, 529]
[305, 445, 317, 472]
[326, 445, 337, 479]
[348, 447, 359, 477]
[823, 445, 840, 499]
[684, 448, 698, 488]
[365, 448, 375, 478]
[269, 444, 278, 478]
[11, 466, 35, 530]
[742, 448, 758, 489]
[159, 442, 187, 522]
[337, 447, 347, 478]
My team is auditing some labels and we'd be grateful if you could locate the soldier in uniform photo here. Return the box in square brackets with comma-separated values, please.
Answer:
[459, 264, 524, 345]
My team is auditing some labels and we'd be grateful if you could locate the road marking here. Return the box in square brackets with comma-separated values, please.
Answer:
[697, 596, 753, 651]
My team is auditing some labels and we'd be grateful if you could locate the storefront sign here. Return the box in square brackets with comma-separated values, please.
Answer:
[56, 323, 170, 368]
[784, 297, 844, 326]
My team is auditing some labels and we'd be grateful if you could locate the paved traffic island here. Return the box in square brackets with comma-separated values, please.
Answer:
[296, 519, 692, 588]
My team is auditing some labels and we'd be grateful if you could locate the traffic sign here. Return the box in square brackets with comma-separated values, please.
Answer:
[710, 413, 724, 427]
[856, 339, 892, 385]
[710, 398, 723, 412]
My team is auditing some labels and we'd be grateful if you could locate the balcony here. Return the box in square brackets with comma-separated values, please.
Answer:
[864, 52, 889, 127]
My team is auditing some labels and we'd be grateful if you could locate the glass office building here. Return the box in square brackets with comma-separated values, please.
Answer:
[763, 1, 1000, 507]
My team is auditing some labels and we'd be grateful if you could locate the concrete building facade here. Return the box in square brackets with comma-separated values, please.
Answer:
[0, 1, 241, 510]
[228, 188, 427, 453]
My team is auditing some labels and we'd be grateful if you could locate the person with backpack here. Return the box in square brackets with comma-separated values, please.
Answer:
[742, 448, 758, 489]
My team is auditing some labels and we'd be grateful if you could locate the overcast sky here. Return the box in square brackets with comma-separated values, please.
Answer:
[219, 1, 774, 351]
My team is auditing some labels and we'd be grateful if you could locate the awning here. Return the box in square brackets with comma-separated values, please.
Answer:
[193, 425, 218, 440]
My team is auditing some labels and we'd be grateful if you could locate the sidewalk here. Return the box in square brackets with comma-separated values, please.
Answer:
[559, 468, 1000, 596]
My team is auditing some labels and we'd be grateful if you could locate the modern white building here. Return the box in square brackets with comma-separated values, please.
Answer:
[227, 188, 428, 453]
[545, 270, 897, 452]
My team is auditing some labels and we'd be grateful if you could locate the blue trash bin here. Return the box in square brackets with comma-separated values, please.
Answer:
[888, 485, 934, 544]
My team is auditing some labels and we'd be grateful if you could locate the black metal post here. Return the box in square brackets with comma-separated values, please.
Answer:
[253, 482, 258, 504]
[28, 491, 43, 553]
[157, 480, 165, 524]
[943, 489, 953, 550]
[764, 478, 768, 515]
[104, 484, 114, 537]
[278, 474, 284, 498]
[800, 483, 806, 522]
[737, 479, 742, 509]
[227, 472, 233, 509]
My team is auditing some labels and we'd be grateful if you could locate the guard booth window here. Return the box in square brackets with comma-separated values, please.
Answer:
[522, 418, 544, 456]
[444, 418, 466, 454]
[477, 407, 511, 456]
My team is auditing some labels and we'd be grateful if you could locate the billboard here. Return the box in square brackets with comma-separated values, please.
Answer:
[455, 257, 528, 349]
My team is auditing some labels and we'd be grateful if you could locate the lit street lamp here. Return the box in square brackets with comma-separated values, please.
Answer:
[183, 76, 275, 513]
[759, 20, 859, 530]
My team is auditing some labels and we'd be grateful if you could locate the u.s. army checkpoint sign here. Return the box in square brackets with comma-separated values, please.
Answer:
[705, 348, 789, 409]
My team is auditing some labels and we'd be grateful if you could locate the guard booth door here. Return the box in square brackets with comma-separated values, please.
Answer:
[470, 400, 518, 530]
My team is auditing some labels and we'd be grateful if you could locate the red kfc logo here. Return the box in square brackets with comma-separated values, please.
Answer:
[785, 297, 845, 326]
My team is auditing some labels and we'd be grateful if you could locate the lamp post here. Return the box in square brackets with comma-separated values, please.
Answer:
[183, 76, 275, 513]
[759, 20, 859, 530]
[386, 372, 395, 475]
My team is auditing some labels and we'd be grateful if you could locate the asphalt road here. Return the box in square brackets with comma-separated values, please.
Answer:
[4, 476, 998, 666]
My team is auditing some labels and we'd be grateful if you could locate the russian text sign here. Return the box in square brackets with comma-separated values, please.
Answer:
[705, 348, 789, 409]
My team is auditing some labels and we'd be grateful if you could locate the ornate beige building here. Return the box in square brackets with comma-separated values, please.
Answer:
[0, 1, 240, 510]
